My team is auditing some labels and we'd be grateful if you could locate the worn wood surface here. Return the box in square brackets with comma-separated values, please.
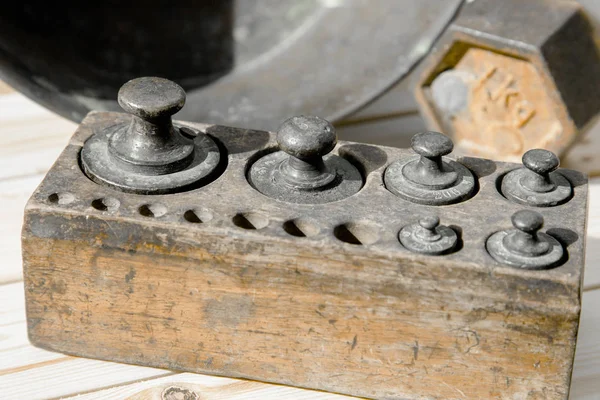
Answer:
[19, 106, 587, 399]
[1, 80, 600, 399]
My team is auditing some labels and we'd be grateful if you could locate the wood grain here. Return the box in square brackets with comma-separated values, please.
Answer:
[0, 357, 173, 400]
[1, 281, 600, 399]
[65, 372, 358, 400]
[0, 92, 75, 283]
[570, 288, 600, 399]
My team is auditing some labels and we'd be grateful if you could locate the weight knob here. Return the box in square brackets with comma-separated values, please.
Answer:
[109, 77, 194, 175]
[276, 116, 337, 189]
[404, 132, 458, 189]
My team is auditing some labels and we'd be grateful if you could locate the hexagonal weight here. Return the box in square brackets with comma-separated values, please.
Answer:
[415, 0, 600, 162]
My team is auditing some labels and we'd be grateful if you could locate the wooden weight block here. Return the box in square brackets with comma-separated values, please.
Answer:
[22, 81, 588, 400]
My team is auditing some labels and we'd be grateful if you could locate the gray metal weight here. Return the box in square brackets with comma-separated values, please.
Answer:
[80, 77, 221, 194]
[383, 131, 475, 205]
[399, 215, 458, 255]
[501, 149, 572, 207]
[248, 116, 362, 204]
[486, 210, 564, 270]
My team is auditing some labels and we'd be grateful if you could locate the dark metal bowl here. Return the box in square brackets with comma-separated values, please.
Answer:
[0, 1, 461, 130]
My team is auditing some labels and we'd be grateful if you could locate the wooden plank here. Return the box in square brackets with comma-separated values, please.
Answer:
[0, 286, 59, 375]
[0, 320, 29, 350]
[0, 345, 68, 372]
[0, 357, 174, 400]
[0, 280, 599, 398]
[570, 288, 600, 399]
[0, 91, 76, 284]
[64, 372, 357, 400]
[583, 183, 600, 290]
[0, 93, 75, 181]
[0, 280, 351, 400]
[0, 282, 173, 400]
[0, 282, 26, 325]
[0, 175, 45, 284]
[0, 283, 66, 371]
[0, 287, 591, 400]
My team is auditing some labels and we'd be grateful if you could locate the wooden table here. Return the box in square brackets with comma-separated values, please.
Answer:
[2, 81, 600, 399]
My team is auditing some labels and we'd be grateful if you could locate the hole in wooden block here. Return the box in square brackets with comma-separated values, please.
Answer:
[184, 208, 213, 224]
[334, 222, 380, 245]
[139, 204, 167, 218]
[283, 219, 320, 237]
[47, 192, 75, 205]
[91, 197, 120, 212]
[232, 212, 268, 230]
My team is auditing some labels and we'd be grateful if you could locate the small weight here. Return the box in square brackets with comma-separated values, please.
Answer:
[486, 210, 564, 270]
[81, 77, 221, 194]
[501, 149, 572, 207]
[399, 215, 457, 255]
[384, 131, 475, 205]
[248, 115, 362, 204]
